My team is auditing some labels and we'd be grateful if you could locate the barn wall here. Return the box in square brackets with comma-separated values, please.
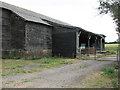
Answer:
[42, 20, 76, 34]
[2, 9, 25, 51]
[0, 8, 2, 58]
[52, 32, 77, 58]
[25, 22, 52, 51]
[53, 26, 76, 34]
[10, 12, 25, 50]
[2, 8, 11, 51]
[44, 21, 77, 58]
[24, 22, 52, 58]
[2, 8, 26, 57]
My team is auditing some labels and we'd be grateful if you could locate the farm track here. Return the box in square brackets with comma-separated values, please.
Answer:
[2, 56, 117, 88]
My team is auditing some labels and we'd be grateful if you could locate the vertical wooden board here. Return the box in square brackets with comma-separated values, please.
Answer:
[10, 12, 25, 50]
[52, 32, 76, 58]
[2, 9, 11, 51]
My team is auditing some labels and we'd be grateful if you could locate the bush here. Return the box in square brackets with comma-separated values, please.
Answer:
[113, 64, 119, 69]
[106, 50, 110, 53]
[111, 51, 116, 54]
[102, 67, 115, 75]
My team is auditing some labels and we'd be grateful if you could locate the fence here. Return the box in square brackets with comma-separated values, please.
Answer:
[77, 47, 96, 60]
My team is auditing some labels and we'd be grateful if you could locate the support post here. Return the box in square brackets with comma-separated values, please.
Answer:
[88, 35, 91, 56]
[94, 37, 97, 60]
[100, 38, 103, 52]
[76, 31, 81, 58]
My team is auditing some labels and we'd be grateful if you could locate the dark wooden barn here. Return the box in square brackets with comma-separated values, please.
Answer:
[0, 2, 106, 59]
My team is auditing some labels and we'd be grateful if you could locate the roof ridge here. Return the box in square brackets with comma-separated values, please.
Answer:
[0, 1, 71, 26]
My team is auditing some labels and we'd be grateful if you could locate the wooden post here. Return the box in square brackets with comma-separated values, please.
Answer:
[88, 36, 91, 56]
[94, 36, 97, 60]
[100, 38, 103, 52]
[77, 31, 81, 59]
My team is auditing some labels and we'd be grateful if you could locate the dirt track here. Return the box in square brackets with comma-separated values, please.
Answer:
[2, 56, 117, 88]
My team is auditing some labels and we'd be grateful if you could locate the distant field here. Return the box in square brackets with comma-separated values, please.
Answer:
[105, 44, 118, 47]
[105, 44, 118, 52]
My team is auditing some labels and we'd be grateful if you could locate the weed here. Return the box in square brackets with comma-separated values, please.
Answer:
[28, 71, 32, 73]
[2, 56, 74, 76]
[15, 70, 20, 73]
[32, 70, 38, 72]
[101, 65, 118, 87]
[39, 64, 49, 68]
[44, 53, 52, 58]
[112, 80, 118, 88]
[16, 65, 22, 68]
[21, 70, 27, 73]
[111, 51, 116, 54]
[1, 73, 7, 76]
[113, 64, 119, 69]
[54, 56, 59, 58]
[24, 58, 33, 60]
[102, 67, 115, 75]
[42, 59, 54, 64]
[11, 67, 16, 69]
[60, 61, 72, 64]
[9, 80, 14, 83]
[106, 50, 110, 53]
[22, 79, 31, 83]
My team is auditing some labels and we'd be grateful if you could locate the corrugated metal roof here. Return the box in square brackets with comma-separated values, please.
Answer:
[0, 1, 71, 26]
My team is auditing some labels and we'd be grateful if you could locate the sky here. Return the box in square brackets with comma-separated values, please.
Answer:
[1, 0, 118, 42]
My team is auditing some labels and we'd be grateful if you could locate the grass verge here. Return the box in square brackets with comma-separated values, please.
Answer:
[2, 55, 79, 76]
[78, 64, 119, 88]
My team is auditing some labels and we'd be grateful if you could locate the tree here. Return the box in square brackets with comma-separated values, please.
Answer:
[98, 0, 120, 33]
[98, 0, 120, 68]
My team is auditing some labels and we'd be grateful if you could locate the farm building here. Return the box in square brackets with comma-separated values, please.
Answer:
[0, 2, 105, 59]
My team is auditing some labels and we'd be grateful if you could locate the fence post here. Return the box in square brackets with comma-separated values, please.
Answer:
[117, 48, 118, 62]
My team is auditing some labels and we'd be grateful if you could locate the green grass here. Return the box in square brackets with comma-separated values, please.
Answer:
[101, 65, 118, 88]
[105, 44, 118, 56]
[60, 61, 73, 64]
[39, 64, 49, 68]
[1, 73, 7, 76]
[31, 70, 38, 72]
[105, 44, 118, 53]
[97, 54, 107, 58]
[79, 64, 119, 88]
[21, 70, 27, 73]
[2, 56, 74, 76]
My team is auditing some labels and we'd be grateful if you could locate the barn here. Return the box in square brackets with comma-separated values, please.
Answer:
[0, 2, 105, 59]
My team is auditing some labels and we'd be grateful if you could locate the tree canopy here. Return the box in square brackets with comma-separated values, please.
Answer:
[98, 0, 120, 33]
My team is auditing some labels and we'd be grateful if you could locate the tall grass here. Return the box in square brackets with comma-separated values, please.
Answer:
[101, 65, 118, 88]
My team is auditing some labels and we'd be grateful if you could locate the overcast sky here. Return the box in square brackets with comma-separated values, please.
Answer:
[1, 0, 118, 42]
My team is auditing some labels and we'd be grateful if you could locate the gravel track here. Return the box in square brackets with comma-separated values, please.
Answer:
[2, 56, 117, 88]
